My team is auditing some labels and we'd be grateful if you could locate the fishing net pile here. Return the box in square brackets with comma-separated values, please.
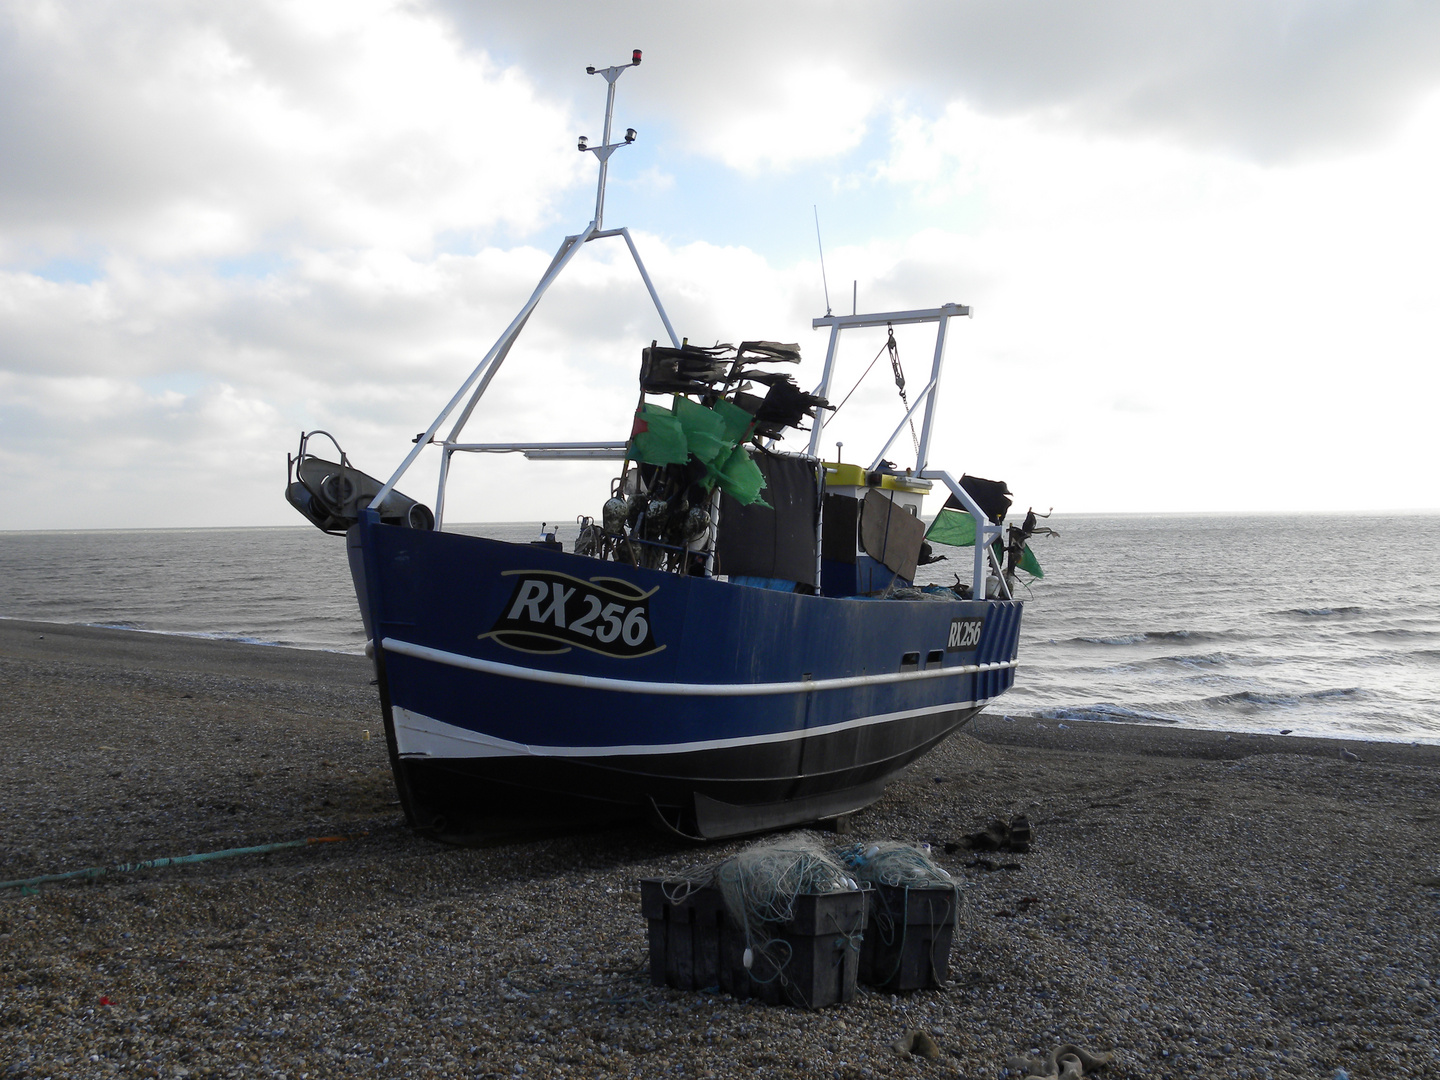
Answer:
[575, 339, 830, 575]
[835, 840, 962, 989]
[833, 841, 954, 888]
[715, 835, 855, 955]
[665, 833, 859, 978]
[663, 833, 967, 988]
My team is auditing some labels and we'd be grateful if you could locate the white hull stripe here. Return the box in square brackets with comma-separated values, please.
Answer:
[392, 699, 989, 759]
[380, 637, 1018, 697]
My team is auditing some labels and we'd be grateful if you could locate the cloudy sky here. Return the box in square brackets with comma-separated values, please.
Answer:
[3, 0, 1438, 530]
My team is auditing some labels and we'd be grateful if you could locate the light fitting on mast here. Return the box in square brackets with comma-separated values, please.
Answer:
[575, 49, 643, 230]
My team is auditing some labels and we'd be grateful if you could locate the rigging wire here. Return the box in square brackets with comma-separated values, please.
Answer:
[830, 338, 891, 417]
[828, 328, 921, 462]
[813, 206, 832, 317]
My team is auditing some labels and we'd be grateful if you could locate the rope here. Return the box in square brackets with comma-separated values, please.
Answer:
[660, 863, 717, 905]
[831, 339, 891, 417]
[0, 835, 358, 893]
[828, 328, 920, 461]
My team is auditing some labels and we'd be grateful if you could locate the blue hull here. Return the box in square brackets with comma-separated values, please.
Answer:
[351, 513, 1022, 838]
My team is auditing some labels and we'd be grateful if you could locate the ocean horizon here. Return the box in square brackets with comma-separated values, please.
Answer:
[4, 512, 1438, 745]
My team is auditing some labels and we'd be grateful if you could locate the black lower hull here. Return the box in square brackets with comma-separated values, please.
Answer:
[386, 701, 979, 839]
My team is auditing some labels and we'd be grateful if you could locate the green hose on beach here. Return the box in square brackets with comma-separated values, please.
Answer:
[0, 834, 356, 893]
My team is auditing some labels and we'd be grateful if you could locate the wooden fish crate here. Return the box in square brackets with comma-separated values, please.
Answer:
[640, 878, 867, 1009]
[858, 883, 960, 991]
[640, 879, 728, 992]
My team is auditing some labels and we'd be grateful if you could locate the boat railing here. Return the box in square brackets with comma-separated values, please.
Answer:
[918, 469, 1009, 600]
[444, 442, 628, 459]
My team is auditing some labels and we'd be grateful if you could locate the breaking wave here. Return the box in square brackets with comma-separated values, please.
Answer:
[1159, 651, 1241, 669]
[1035, 703, 1183, 725]
[1273, 606, 1365, 618]
[1200, 687, 1370, 711]
[1069, 629, 1233, 646]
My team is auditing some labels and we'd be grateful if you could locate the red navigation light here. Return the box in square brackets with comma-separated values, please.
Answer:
[632, 49, 642, 65]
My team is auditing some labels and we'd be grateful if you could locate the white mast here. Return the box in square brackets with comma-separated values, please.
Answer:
[581, 50, 643, 230]
[368, 51, 682, 523]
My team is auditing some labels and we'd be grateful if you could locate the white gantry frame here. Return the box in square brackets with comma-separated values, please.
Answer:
[808, 305, 1006, 600]
[367, 53, 676, 528]
[368, 53, 1004, 601]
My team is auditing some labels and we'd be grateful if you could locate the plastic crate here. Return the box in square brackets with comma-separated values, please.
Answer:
[859, 883, 960, 991]
[641, 878, 867, 1009]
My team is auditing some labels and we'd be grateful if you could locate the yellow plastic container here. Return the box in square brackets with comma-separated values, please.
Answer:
[821, 462, 932, 495]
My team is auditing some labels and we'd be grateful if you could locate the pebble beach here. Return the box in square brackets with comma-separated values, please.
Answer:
[2, 618, 1438, 1079]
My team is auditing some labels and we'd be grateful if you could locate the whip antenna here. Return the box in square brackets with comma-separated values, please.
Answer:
[813, 205, 831, 317]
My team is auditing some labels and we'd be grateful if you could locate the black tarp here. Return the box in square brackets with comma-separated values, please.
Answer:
[638, 342, 732, 395]
[715, 453, 820, 586]
[944, 474, 1013, 525]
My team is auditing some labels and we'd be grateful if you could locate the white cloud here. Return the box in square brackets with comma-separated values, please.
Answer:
[852, 92, 1440, 511]
[702, 65, 879, 172]
[436, 0, 1440, 164]
[0, 0, 585, 262]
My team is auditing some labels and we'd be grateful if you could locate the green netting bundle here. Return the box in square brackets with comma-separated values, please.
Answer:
[671, 395, 731, 466]
[709, 442, 770, 507]
[626, 395, 769, 507]
[708, 396, 756, 443]
[627, 401, 689, 465]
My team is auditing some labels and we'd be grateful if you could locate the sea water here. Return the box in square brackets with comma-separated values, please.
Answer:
[2, 514, 1437, 744]
[916, 513, 1440, 745]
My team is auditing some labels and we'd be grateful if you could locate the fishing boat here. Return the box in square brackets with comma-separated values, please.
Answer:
[285, 52, 1026, 840]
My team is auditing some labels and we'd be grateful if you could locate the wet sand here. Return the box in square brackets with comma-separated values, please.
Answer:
[2, 618, 1438, 1079]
